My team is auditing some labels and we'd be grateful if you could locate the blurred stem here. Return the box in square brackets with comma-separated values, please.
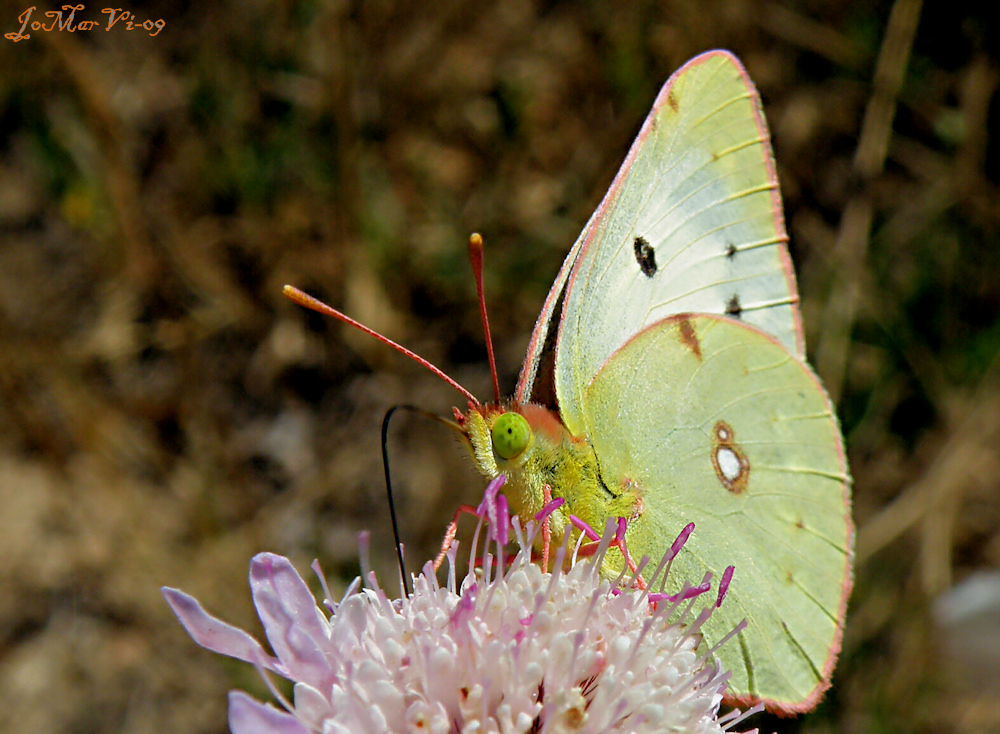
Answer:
[815, 0, 923, 403]
[857, 354, 1000, 596]
[41, 30, 157, 286]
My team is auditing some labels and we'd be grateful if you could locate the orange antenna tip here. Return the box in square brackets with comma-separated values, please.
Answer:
[468, 233, 485, 272]
[467, 233, 501, 404]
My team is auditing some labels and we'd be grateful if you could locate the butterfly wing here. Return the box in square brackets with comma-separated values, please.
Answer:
[513, 50, 851, 711]
[516, 50, 802, 431]
[580, 314, 853, 712]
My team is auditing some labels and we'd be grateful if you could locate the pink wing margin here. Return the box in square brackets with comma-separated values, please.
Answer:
[514, 231, 583, 404]
[515, 50, 804, 406]
[728, 344, 855, 715]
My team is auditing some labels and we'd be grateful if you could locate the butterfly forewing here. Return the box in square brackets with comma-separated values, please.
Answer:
[580, 314, 852, 712]
[548, 51, 801, 433]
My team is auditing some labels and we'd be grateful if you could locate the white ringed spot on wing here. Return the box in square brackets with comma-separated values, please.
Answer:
[711, 420, 749, 494]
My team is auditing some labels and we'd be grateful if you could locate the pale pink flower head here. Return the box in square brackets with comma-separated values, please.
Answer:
[163, 475, 758, 733]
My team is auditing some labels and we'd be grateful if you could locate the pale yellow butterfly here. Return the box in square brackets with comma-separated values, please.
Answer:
[286, 50, 854, 714]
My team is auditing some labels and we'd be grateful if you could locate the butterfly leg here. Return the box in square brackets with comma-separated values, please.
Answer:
[540, 484, 553, 572]
[571, 516, 648, 590]
[613, 531, 647, 590]
[433, 503, 480, 571]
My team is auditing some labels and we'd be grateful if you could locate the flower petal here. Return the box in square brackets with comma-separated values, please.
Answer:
[228, 691, 309, 734]
[292, 682, 332, 730]
[161, 587, 285, 676]
[249, 553, 334, 688]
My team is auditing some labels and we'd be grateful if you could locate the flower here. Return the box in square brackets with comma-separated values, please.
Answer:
[163, 476, 759, 733]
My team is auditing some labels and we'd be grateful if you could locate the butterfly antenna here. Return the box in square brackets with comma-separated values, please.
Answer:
[467, 233, 501, 403]
[382, 405, 413, 597]
[381, 404, 464, 597]
[283, 285, 480, 406]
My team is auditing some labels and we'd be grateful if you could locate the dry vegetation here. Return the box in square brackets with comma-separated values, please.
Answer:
[1, 0, 999, 731]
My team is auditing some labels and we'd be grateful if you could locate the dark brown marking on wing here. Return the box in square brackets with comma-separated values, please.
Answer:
[726, 294, 742, 318]
[678, 318, 702, 360]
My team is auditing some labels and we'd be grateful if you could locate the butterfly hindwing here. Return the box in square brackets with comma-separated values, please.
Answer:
[580, 314, 853, 712]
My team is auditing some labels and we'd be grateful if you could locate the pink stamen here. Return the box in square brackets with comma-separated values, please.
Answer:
[436, 476, 509, 571]
[707, 619, 748, 658]
[650, 580, 711, 605]
[670, 522, 695, 560]
[495, 493, 510, 547]
[534, 496, 564, 524]
[569, 515, 601, 541]
[656, 522, 696, 594]
[721, 702, 765, 730]
[450, 584, 478, 629]
[607, 517, 647, 590]
[717, 565, 735, 608]
[477, 474, 506, 517]
[311, 559, 336, 614]
[358, 531, 372, 587]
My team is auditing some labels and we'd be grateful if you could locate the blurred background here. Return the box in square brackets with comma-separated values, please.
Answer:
[1, 0, 998, 731]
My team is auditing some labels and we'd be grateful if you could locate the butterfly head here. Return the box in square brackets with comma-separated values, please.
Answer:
[455, 404, 530, 478]
[455, 402, 568, 479]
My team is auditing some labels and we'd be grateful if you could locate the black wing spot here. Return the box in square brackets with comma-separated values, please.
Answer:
[633, 236, 657, 277]
[726, 294, 742, 318]
[725, 243, 737, 259]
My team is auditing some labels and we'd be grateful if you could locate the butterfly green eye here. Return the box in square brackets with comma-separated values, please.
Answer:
[491, 411, 530, 460]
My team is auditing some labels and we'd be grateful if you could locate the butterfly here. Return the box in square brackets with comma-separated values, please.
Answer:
[286, 49, 854, 714]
